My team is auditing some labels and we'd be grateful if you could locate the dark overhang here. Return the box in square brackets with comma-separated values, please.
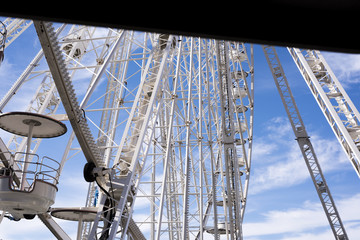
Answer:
[1, 1, 359, 53]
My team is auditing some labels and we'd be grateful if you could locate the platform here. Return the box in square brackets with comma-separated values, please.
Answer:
[51, 207, 98, 221]
[0, 111, 67, 138]
[0, 152, 61, 219]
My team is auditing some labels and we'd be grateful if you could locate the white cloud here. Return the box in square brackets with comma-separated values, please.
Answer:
[0, 59, 44, 114]
[251, 141, 278, 161]
[278, 229, 334, 240]
[0, 216, 61, 240]
[54, 173, 89, 207]
[243, 204, 326, 236]
[0, 215, 79, 240]
[250, 148, 307, 194]
[0, 58, 19, 82]
[336, 193, 360, 222]
[250, 117, 348, 194]
[322, 51, 360, 86]
[0, 59, 20, 107]
[264, 116, 293, 138]
[243, 193, 360, 239]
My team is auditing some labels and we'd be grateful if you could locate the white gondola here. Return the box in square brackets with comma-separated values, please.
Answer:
[232, 86, 247, 99]
[231, 49, 247, 62]
[205, 222, 230, 235]
[234, 121, 247, 133]
[231, 71, 248, 80]
[238, 156, 245, 167]
[0, 112, 66, 220]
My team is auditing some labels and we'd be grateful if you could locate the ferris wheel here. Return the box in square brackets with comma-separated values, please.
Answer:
[0, 18, 358, 240]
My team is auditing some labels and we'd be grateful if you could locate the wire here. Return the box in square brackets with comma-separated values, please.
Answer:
[95, 171, 116, 240]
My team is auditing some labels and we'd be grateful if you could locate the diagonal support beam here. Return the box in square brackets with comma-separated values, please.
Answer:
[263, 45, 348, 240]
[33, 20, 103, 168]
[288, 48, 360, 178]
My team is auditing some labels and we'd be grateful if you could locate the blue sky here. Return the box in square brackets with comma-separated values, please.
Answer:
[0, 20, 359, 239]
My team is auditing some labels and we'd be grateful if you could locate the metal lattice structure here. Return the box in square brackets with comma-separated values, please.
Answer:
[263, 45, 348, 240]
[0, 18, 358, 240]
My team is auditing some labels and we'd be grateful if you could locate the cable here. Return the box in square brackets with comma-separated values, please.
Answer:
[95, 172, 116, 240]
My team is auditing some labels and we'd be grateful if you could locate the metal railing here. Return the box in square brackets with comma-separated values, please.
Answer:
[0, 151, 60, 192]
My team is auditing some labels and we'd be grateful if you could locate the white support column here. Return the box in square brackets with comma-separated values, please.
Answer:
[155, 37, 183, 240]
[288, 47, 360, 178]
[87, 34, 175, 240]
[264, 45, 348, 240]
[2, 18, 33, 48]
[181, 37, 194, 240]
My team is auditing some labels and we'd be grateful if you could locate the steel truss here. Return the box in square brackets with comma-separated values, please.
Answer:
[263, 45, 348, 240]
[0, 18, 32, 48]
[0, 17, 358, 240]
[288, 48, 360, 178]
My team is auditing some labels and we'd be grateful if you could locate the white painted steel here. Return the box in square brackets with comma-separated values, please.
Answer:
[3, 16, 357, 240]
[288, 48, 360, 178]
[263, 45, 348, 240]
